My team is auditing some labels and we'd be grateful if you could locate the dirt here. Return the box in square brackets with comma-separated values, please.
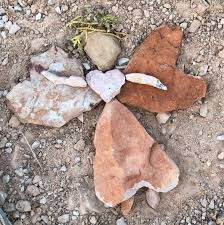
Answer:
[1, 0, 224, 224]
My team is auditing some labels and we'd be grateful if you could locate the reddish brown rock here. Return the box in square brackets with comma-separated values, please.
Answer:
[120, 197, 134, 215]
[118, 26, 207, 112]
[94, 100, 179, 207]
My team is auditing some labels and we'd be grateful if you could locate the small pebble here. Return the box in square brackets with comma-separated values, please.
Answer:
[116, 217, 127, 225]
[89, 216, 97, 224]
[199, 64, 208, 76]
[9, 23, 21, 35]
[0, 7, 5, 15]
[82, 63, 91, 70]
[199, 104, 208, 117]
[55, 6, 61, 14]
[35, 13, 42, 21]
[218, 152, 224, 160]
[0, 191, 7, 206]
[16, 200, 31, 212]
[58, 214, 70, 223]
[2, 174, 10, 183]
[217, 135, 224, 141]
[32, 140, 40, 149]
[60, 165, 67, 172]
[156, 112, 171, 124]
[40, 196, 47, 204]
[188, 20, 201, 33]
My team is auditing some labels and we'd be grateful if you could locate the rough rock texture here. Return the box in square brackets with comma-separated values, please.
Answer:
[86, 69, 125, 103]
[94, 100, 179, 207]
[120, 197, 134, 215]
[118, 26, 207, 112]
[84, 32, 121, 71]
[31, 46, 83, 77]
[146, 189, 160, 209]
[6, 47, 101, 127]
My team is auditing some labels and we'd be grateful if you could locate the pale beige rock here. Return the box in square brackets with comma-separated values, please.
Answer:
[94, 100, 179, 207]
[146, 189, 160, 209]
[84, 32, 121, 71]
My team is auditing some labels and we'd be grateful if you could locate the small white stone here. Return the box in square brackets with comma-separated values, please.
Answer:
[2, 175, 10, 183]
[58, 214, 70, 223]
[188, 20, 201, 33]
[217, 135, 224, 141]
[218, 152, 224, 160]
[4, 21, 12, 30]
[33, 175, 42, 184]
[72, 210, 79, 216]
[199, 104, 208, 117]
[218, 49, 224, 59]
[9, 23, 21, 34]
[1, 31, 6, 39]
[2, 15, 8, 22]
[35, 13, 42, 20]
[61, 5, 68, 12]
[60, 165, 67, 172]
[16, 200, 31, 212]
[156, 113, 171, 124]
[199, 64, 208, 76]
[32, 140, 40, 149]
[180, 22, 188, 29]
[220, 18, 224, 25]
[116, 217, 127, 225]
[5, 148, 13, 153]
[89, 216, 97, 224]
[82, 63, 91, 70]
[15, 168, 24, 177]
[55, 6, 61, 14]
[146, 189, 160, 209]
[39, 196, 47, 204]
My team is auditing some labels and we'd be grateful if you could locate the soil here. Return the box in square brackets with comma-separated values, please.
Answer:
[1, 0, 224, 225]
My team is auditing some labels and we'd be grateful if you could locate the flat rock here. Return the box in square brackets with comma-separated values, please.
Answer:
[16, 200, 31, 212]
[145, 189, 160, 209]
[84, 32, 121, 71]
[118, 26, 206, 112]
[6, 46, 101, 127]
[94, 100, 179, 207]
[86, 69, 125, 103]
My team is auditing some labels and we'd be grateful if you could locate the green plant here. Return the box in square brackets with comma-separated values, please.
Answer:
[67, 7, 126, 53]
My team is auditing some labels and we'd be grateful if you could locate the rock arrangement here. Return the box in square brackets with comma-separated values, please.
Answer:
[6, 25, 207, 214]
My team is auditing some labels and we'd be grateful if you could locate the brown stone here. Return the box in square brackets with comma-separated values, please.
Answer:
[121, 197, 134, 215]
[118, 26, 207, 112]
[94, 100, 179, 207]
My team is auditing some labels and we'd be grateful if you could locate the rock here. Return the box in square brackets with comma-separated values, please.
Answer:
[89, 216, 97, 224]
[39, 197, 47, 204]
[41, 71, 87, 87]
[77, 181, 104, 215]
[9, 23, 21, 35]
[74, 139, 85, 151]
[120, 197, 134, 215]
[133, 9, 143, 18]
[218, 152, 224, 160]
[125, 73, 167, 90]
[4, 21, 12, 30]
[82, 63, 91, 70]
[8, 116, 20, 127]
[35, 12, 42, 20]
[30, 38, 47, 53]
[60, 165, 67, 172]
[118, 26, 206, 112]
[94, 100, 179, 207]
[156, 113, 171, 124]
[16, 200, 31, 212]
[58, 214, 70, 223]
[26, 185, 40, 196]
[86, 69, 125, 103]
[118, 58, 129, 66]
[33, 175, 42, 184]
[2, 15, 8, 23]
[0, 7, 5, 15]
[32, 140, 40, 149]
[199, 104, 208, 117]
[6, 46, 101, 127]
[217, 135, 224, 141]
[0, 191, 7, 206]
[180, 22, 188, 29]
[116, 217, 127, 225]
[218, 49, 224, 59]
[55, 6, 61, 14]
[3, 203, 16, 212]
[199, 64, 208, 76]
[216, 212, 224, 225]
[2, 175, 10, 184]
[146, 189, 160, 209]
[0, 208, 13, 225]
[188, 20, 201, 33]
[84, 32, 121, 71]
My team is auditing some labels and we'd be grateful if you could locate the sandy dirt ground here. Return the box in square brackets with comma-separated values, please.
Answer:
[1, 0, 224, 224]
